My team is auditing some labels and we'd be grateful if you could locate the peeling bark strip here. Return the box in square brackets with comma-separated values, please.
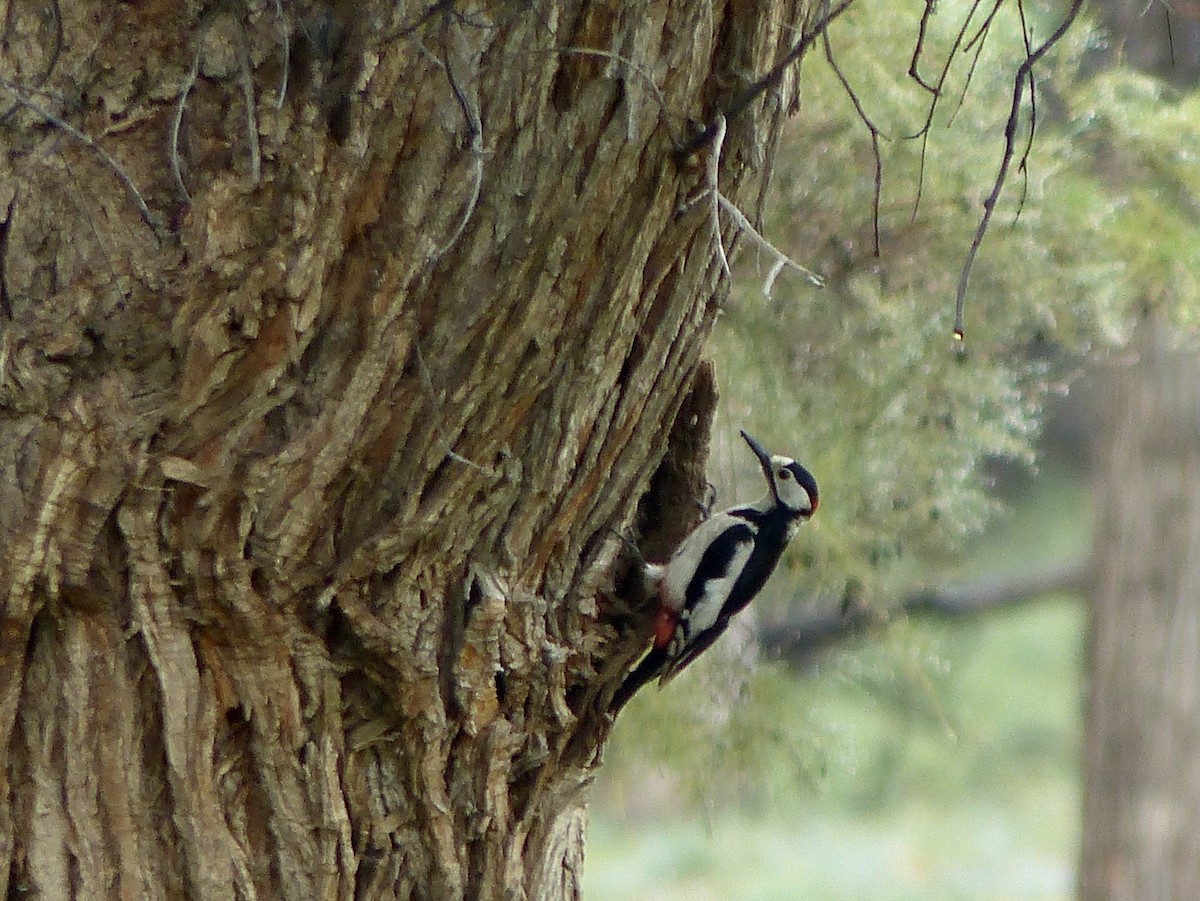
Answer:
[0, 2, 811, 898]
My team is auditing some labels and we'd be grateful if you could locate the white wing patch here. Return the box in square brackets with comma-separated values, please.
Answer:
[679, 537, 753, 639]
[658, 513, 743, 613]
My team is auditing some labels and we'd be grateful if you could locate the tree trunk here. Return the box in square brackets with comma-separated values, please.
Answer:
[1078, 318, 1200, 901]
[1089, 0, 1200, 84]
[0, 2, 811, 898]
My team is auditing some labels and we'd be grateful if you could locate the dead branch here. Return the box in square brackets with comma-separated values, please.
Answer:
[431, 15, 484, 262]
[676, 115, 823, 296]
[953, 0, 1084, 341]
[677, 0, 859, 159]
[704, 115, 733, 280]
[821, 16, 883, 256]
[761, 558, 1087, 668]
[947, 0, 1005, 129]
[907, 0, 988, 220]
[235, 28, 262, 185]
[907, 0, 941, 94]
[170, 47, 201, 203]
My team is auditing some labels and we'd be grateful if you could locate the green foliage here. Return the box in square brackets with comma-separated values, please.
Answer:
[590, 471, 1089, 900]
[599, 0, 1200, 870]
[1056, 70, 1200, 328]
[704, 4, 1072, 616]
[709, 0, 1200, 604]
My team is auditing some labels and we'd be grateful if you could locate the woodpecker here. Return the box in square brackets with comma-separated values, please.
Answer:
[612, 431, 818, 710]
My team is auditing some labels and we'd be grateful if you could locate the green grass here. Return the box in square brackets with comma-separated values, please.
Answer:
[586, 790, 1078, 901]
[585, 468, 1088, 900]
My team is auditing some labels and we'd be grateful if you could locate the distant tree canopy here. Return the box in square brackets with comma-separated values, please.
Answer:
[713, 0, 1200, 608]
[608, 0, 1200, 786]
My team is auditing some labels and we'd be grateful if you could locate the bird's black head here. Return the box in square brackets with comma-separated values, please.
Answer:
[740, 430, 819, 518]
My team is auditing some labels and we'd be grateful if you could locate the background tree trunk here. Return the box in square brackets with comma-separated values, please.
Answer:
[0, 2, 810, 898]
[1078, 318, 1200, 901]
[1088, 0, 1200, 84]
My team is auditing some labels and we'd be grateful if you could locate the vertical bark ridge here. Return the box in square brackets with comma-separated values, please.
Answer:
[1, 2, 812, 897]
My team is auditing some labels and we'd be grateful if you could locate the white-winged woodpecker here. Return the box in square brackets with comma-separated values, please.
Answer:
[612, 431, 818, 710]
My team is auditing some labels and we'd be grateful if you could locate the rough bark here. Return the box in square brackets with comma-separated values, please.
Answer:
[1078, 319, 1200, 901]
[0, 2, 810, 898]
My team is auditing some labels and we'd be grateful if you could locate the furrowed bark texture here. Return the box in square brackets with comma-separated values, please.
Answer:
[0, 2, 808, 899]
[1079, 319, 1200, 901]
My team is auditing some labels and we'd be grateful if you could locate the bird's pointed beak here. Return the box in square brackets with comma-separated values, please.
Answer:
[740, 430, 774, 481]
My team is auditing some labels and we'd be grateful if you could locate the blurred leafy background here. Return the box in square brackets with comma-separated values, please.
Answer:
[586, 0, 1200, 895]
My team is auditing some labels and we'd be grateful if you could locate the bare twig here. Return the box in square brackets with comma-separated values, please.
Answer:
[962, 0, 1006, 56]
[761, 559, 1087, 668]
[677, 0, 859, 158]
[273, 0, 290, 108]
[1011, 0, 1037, 222]
[906, 0, 986, 219]
[705, 116, 733, 281]
[821, 14, 883, 256]
[236, 30, 262, 185]
[716, 195, 824, 291]
[953, 0, 1084, 341]
[945, 0, 1004, 128]
[677, 115, 823, 297]
[170, 47, 201, 203]
[431, 16, 484, 262]
[908, 0, 941, 94]
[0, 75, 162, 235]
[413, 342, 498, 476]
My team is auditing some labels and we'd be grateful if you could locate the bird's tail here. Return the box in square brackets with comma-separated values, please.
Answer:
[609, 644, 669, 714]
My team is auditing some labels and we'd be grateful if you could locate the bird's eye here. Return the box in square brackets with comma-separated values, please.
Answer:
[779, 469, 791, 480]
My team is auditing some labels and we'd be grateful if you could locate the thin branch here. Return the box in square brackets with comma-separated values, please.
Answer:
[0, 75, 162, 236]
[962, 0, 1006, 54]
[946, 0, 1004, 128]
[413, 342, 498, 476]
[272, 0, 290, 108]
[1011, 0, 1037, 224]
[908, 0, 941, 94]
[953, 0, 1084, 341]
[761, 559, 1087, 668]
[716, 194, 824, 290]
[822, 16, 882, 256]
[431, 16, 485, 263]
[236, 29, 262, 185]
[677, 125, 824, 298]
[705, 115, 733, 281]
[170, 47, 201, 203]
[907, 0, 987, 220]
[677, 0, 859, 158]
